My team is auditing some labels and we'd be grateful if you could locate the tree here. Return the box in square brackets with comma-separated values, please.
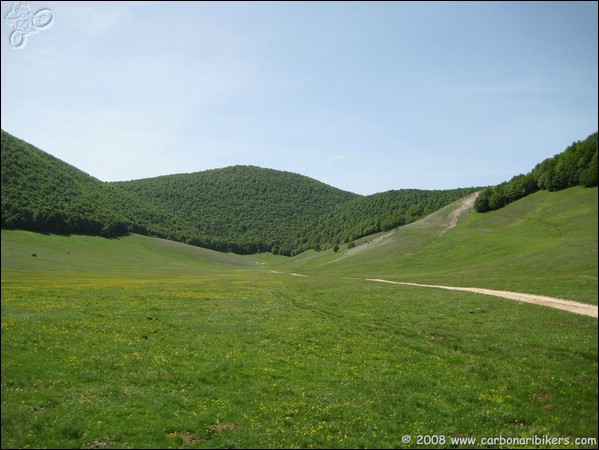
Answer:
[580, 150, 598, 187]
[488, 191, 506, 211]
[474, 188, 493, 212]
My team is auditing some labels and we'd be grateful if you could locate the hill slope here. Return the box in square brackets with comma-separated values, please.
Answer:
[283, 186, 598, 303]
[1, 230, 251, 281]
[110, 165, 358, 255]
[1, 130, 477, 255]
[475, 132, 598, 212]
[1, 130, 132, 236]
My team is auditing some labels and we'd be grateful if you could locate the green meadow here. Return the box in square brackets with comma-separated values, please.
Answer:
[284, 187, 598, 303]
[2, 188, 597, 449]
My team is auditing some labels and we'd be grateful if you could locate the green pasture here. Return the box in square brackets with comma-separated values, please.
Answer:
[2, 187, 597, 448]
[286, 187, 598, 303]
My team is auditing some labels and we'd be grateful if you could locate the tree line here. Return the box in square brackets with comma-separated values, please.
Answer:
[475, 132, 597, 212]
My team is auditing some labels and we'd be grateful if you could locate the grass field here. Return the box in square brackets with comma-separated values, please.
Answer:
[1, 188, 597, 448]
[285, 187, 598, 303]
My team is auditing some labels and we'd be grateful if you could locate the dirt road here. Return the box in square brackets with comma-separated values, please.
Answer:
[271, 270, 597, 317]
[366, 278, 598, 318]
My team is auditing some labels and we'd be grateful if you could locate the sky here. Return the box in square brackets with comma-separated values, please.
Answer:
[1, 1, 597, 195]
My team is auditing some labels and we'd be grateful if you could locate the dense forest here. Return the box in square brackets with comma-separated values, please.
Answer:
[110, 166, 358, 254]
[110, 167, 476, 255]
[4, 129, 595, 255]
[0, 130, 194, 239]
[474, 132, 598, 212]
[1, 130, 131, 236]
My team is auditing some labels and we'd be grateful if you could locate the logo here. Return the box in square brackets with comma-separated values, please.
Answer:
[4, 2, 53, 49]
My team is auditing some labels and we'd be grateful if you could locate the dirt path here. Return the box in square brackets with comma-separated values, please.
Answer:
[269, 270, 597, 317]
[366, 278, 598, 318]
[270, 270, 311, 277]
[444, 191, 479, 233]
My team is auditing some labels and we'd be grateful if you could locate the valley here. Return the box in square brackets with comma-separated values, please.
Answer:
[1, 130, 597, 448]
[2, 185, 597, 449]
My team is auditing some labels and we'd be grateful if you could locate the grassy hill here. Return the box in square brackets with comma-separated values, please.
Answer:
[279, 186, 598, 303]
[474, 132, 597, 212]
[4, 185, 596, 302]
[1, 230, 252, 282]
[302, 187, 476, 250]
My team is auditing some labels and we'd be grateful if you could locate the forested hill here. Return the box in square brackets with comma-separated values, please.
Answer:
[110, 166, 358, 254]
[475, 132, 598, 212]
[1, 130, 131, 236]
[0, 130, 188, 239]
[2, 129, 475, 255]
[110, 168, 476, 255]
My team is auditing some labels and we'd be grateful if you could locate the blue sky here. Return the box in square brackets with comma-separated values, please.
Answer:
[1, 1, 597, 195]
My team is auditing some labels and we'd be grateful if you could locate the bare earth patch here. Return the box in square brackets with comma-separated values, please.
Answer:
[180, 433, 200, 444]
[83, 437, 115, 449]
[442, 191, 479, 235]
[210, 423, 242, 433]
